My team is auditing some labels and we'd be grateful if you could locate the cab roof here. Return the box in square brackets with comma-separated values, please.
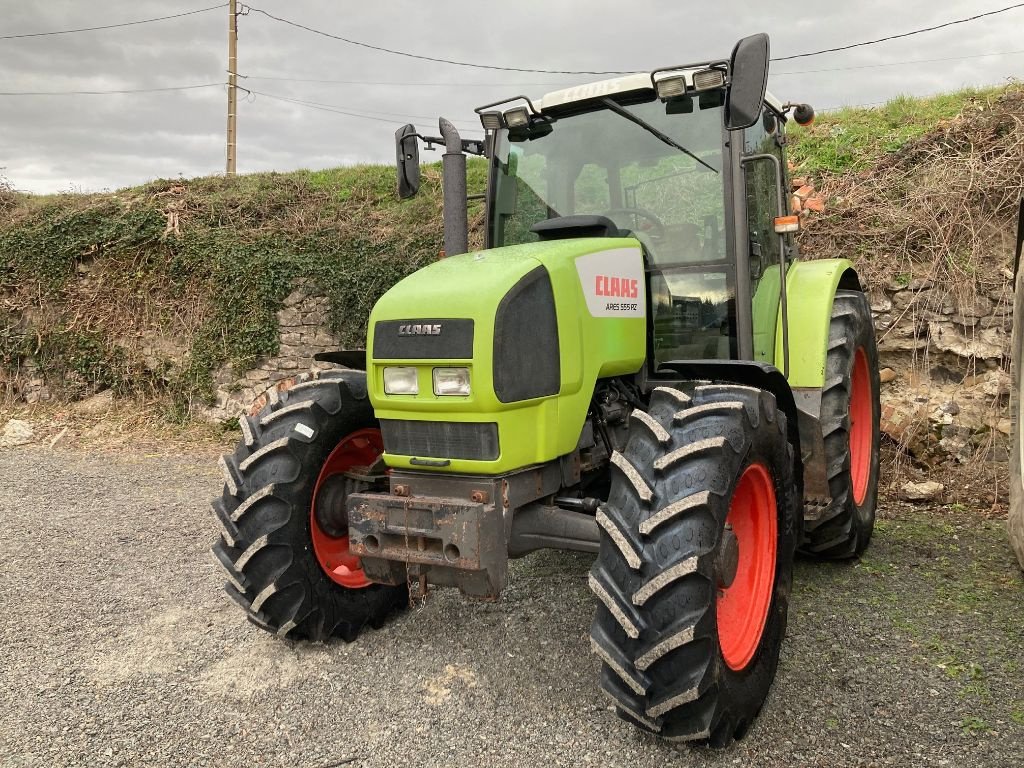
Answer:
[534, 71, 783, 114]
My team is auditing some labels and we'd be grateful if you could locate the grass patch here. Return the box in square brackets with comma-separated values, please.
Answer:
[788, 85, 1008, 177]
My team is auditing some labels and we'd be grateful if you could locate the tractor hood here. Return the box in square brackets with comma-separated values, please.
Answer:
[365, 237, 647, 474]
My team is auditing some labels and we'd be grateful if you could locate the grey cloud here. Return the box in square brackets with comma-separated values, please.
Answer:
[1, 0, 1020, 193]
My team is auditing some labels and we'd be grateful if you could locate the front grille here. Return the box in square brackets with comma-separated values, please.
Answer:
[373, 318, 474, 359]
[380, 419, 499, 461]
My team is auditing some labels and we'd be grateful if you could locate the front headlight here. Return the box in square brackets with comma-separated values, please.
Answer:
[383, 366, 419, 395]
[433, 367, 470, 396]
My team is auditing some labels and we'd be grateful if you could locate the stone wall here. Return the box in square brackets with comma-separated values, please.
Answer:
[870, 274, 1012, 465]
[201, 282, 339, 421]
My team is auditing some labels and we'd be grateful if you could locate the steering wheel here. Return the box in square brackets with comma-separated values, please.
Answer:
[602, 207, 666, 239]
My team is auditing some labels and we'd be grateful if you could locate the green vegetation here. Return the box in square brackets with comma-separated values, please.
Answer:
[787, 85, 1009, 177]
[960, 716, 993, 736]
[0, 162, 491, 411]
[794, 83, 1022, 290]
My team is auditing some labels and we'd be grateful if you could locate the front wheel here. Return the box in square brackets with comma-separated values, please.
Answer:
[210, 370, 407, 641]
[589, 384, 799, 746]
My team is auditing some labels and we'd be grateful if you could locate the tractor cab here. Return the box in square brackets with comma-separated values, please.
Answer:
[480, 69, 794, 373]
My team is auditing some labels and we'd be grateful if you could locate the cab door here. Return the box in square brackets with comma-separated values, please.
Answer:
[742, 108, 790, 369]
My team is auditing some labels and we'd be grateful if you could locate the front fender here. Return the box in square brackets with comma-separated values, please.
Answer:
[778, 259, 860, 388]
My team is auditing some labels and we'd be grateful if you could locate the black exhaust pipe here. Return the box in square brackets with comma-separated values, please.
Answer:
[439, 117, 468, 257]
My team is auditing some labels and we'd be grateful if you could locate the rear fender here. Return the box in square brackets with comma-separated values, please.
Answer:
[774, 258, 862, 504]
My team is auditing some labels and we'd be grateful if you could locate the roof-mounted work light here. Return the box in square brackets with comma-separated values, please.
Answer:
[654, 76, 686, 100]
[692, 68, 726, 91]
[503, 106, 531, 128]
[479, 110, 503, 131]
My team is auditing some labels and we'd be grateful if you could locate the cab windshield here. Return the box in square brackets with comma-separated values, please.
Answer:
[488, 93, 735, 364]
[488, 94, 726, 265]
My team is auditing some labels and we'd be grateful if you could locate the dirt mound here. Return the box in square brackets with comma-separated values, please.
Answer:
[793, 85, 1023, 491]
[799, 84, 1023, 292]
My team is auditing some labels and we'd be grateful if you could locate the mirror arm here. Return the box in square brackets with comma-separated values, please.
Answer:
[410, 134, 484, 157]
[418, 134, 443, 150]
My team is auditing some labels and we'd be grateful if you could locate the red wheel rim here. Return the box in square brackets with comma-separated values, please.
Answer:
[310, 428, 383, 589]
[717, 463, 777, 672]
[849, 347, 872, 506]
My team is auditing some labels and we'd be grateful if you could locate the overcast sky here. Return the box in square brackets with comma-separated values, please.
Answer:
[1, 0, 1020, 194]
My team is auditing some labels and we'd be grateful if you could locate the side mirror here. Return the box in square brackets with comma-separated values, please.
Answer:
[725, 33, 770, 131]
[395, 123, 420, 199]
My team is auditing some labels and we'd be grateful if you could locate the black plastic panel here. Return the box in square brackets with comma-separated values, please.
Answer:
[380, 419, 499, 461]
[373, 319, 474, 360]
[531, 215, 621, 240]
[493, 267, 560, 403]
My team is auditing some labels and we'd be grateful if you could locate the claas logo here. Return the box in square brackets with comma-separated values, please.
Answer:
[595, 275, 639, 299]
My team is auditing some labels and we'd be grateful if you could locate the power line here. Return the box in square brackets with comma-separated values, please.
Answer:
[249, 46, 1024, 87]
[242, 5, 630, 75]
[244, 2, 1024, 74]
[0, 83, 223, 96]
[246, 89, 474, 125]
[242, 74, 576, 88]
[774, 2, 1024, 61]
[0, 47, 1016, 100]
[0, 77, 483, 129]
[0, 3, 226, 40]
[772, 47, 1024, 76]
[247, 88, 480, 130]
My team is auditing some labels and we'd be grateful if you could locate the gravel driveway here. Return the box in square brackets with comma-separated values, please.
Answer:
[1, 446, 1021, 767]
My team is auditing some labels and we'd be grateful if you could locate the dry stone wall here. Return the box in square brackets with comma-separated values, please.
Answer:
[201, 282, 339, 421]
[870, 274, 1012, 465]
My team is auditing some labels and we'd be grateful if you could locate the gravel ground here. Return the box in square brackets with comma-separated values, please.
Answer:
[1, 446, 1022, 768]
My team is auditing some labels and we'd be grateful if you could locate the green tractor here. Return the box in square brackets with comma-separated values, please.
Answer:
[211, 33, 881, 745]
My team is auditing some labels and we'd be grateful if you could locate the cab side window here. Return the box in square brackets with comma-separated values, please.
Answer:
[743, 109, 788, 364]
[742, 109, 784, 290]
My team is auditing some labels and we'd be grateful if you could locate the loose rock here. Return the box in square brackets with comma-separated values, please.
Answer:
[73, 390, 114, 417]
[901, 480, 945, 502]
[0, 419, 34, 447]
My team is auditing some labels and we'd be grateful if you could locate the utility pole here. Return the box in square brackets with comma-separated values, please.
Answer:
[225, 0, 238, 176]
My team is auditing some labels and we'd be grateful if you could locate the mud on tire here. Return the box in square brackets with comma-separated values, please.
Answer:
[800, 289, 880, 559]
[211, 369, 407, 641]
[589, 384, 799, 746]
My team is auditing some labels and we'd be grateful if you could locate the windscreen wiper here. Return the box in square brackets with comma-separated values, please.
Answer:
[600, 97, 718, 174]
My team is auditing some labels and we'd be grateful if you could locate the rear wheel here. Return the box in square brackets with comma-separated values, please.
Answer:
[211, 370, 407, 641]
[589, 384, 798, 746]
[801, 289, 880, 559]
